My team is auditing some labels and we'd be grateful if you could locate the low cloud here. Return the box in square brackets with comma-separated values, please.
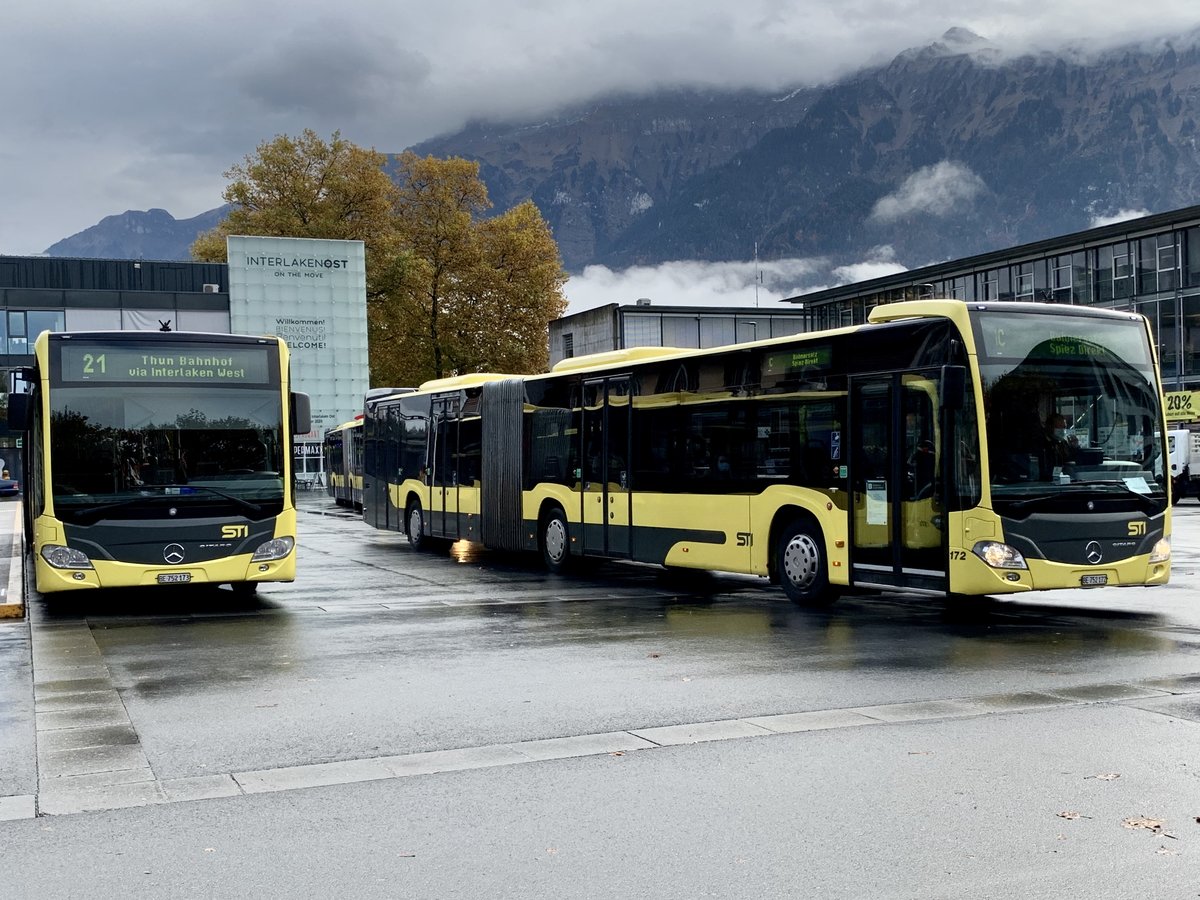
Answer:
[831, 246, 908, 285]
[870, 161, 987, 223]
[563, 250, 910, 315]
[564, 258, 825, 314]
[1089, 208, 1151, 227]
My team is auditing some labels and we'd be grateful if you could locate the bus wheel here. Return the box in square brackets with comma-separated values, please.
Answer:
[230, 582, 258, 597]
[777, 519, 836, 607]
[541, 507, 571, 574]
[406, 500, 428, 551]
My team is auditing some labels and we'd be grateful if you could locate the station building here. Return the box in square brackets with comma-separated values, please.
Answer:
[784, 204, 1200, 396]
[548, 301, 808, 368]
[0, 238, 371, 485]
[550, 207, 1200, 404]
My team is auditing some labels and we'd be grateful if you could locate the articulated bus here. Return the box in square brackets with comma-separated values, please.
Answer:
[361, 300, 1171, 604]
[324, 417, 364, 508]
[8, 331, 311, 594]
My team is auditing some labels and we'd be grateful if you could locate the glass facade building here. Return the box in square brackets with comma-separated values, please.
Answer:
[786, 205, 1200, 391]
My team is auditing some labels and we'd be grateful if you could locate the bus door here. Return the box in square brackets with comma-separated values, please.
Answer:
[378, 405, 400, 531]
[849, 371, 947, 593]
[580, 376, 632, 558]
[430, 393, 461, 539]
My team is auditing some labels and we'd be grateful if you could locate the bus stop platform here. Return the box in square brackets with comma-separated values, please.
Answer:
[1, 502, 24, 619]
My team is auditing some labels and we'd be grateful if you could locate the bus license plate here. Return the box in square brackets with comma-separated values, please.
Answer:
[157, 573, 192, 584]
[1080, 574, 1108, 587]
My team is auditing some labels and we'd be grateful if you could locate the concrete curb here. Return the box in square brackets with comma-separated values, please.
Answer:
[0, 502, 24, 619]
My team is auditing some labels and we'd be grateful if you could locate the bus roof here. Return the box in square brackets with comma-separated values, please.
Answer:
[551, 347, 689, 373]
[416, 372, 516, 392]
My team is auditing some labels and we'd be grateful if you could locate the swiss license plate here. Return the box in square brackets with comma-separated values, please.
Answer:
[1080, 574, 1108, 587]
[157, 573, 193, 584]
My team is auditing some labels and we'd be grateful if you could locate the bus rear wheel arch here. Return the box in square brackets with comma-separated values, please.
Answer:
[540, 505, 571, 574]
[775, 516, 838, 607]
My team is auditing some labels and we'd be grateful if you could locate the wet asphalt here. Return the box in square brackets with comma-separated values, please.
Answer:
[2, 493, 1200, 896]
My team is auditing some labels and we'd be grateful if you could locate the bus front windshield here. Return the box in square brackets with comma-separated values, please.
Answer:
[49, 386, 285, 521]
[974, 310, 1167, 513]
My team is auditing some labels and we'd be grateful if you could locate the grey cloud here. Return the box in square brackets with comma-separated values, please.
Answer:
[4, 0, 1200, 255]
[234, 20, 431, 120]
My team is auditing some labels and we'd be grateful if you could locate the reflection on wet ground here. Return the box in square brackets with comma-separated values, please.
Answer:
[31, 537, 1189, 695]
[26, 497, 1200, 715]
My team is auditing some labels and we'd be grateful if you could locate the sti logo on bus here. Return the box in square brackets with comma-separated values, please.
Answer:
[1128, 521, 1147, 536]
[222, 525, 249, 539]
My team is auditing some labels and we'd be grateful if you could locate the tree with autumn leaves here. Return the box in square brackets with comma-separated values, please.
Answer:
[191, 130, 567, 387]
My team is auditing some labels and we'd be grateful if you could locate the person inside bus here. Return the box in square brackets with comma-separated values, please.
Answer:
[1046, 413, 1072, 464]
[1041, 412, 1075, 479]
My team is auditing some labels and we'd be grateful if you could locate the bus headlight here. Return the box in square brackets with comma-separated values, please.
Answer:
[251, 537, 295, 562]
[41, 545, 94, 570]
[1149, 538, 1171, 563]
[972, 541, 1028, 570]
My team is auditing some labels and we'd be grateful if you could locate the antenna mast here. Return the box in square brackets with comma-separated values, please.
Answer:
[754, 242, 760, 308]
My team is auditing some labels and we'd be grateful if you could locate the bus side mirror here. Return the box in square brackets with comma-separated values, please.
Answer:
[291, 392, 311, 436]
[7, 393, 31, 430]
[941, 365, 966, 412]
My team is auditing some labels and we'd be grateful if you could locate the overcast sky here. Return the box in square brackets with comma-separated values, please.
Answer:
[4, 1, 1198, 310]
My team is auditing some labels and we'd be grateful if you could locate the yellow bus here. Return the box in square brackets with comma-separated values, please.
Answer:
[8, 330, 311, 594]
[362, 300, 1171, 604]
[323, 417, 363, 508]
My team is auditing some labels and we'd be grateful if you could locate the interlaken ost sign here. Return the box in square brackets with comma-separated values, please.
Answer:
[226, 236, 370, 441]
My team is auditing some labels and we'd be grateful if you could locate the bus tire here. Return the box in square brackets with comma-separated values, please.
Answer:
[777, 519, 837, 607]
[406, 499, 428, 551]
[540, 506, 571, 574]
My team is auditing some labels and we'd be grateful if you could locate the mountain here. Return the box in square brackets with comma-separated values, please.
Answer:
[45, 29, 1200, 277]
[45, 206, 229, 261]
[412, 28, 1200, 271]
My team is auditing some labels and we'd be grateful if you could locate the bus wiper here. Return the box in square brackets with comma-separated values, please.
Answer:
[66, 486, 264, 525]
[1000, 482, 1160, 514]
[69, 493, 175, 525]
[1000, 493, 1061, 512]
[161, 484, 264, 515]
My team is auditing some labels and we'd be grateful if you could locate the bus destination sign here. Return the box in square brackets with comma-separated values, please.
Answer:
[764, 345, 832, 377]
[59, 345, 272, 385]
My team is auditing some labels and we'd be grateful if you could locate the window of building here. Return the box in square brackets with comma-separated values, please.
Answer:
[562, 332, 574, 359]
[1113, 243, 1134, 300]
[1014, 262, 1034, 298]
[949, 275, 971, 300]
[1157, 236, 1178, 292]
[980, 270, 999, 301]
[1186, 227, 1200, 289]
[1182, 293, 1200, 384]
[1072, 251, 1091, 304]
[6, 309, 66, 354]
[1052, 256, 1073, 301]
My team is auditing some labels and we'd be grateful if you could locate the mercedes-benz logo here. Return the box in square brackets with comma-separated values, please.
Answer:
[1085, 541, 1103, 565]
[163, 543, 186, 565]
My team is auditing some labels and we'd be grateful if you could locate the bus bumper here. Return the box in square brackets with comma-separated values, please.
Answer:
[33, 554, 297, 593]
[952, 552, 1169, 596]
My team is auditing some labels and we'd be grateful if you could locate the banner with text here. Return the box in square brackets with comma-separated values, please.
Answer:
[227, 236, 369, 441]
[1165, 390, 1200, 424]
